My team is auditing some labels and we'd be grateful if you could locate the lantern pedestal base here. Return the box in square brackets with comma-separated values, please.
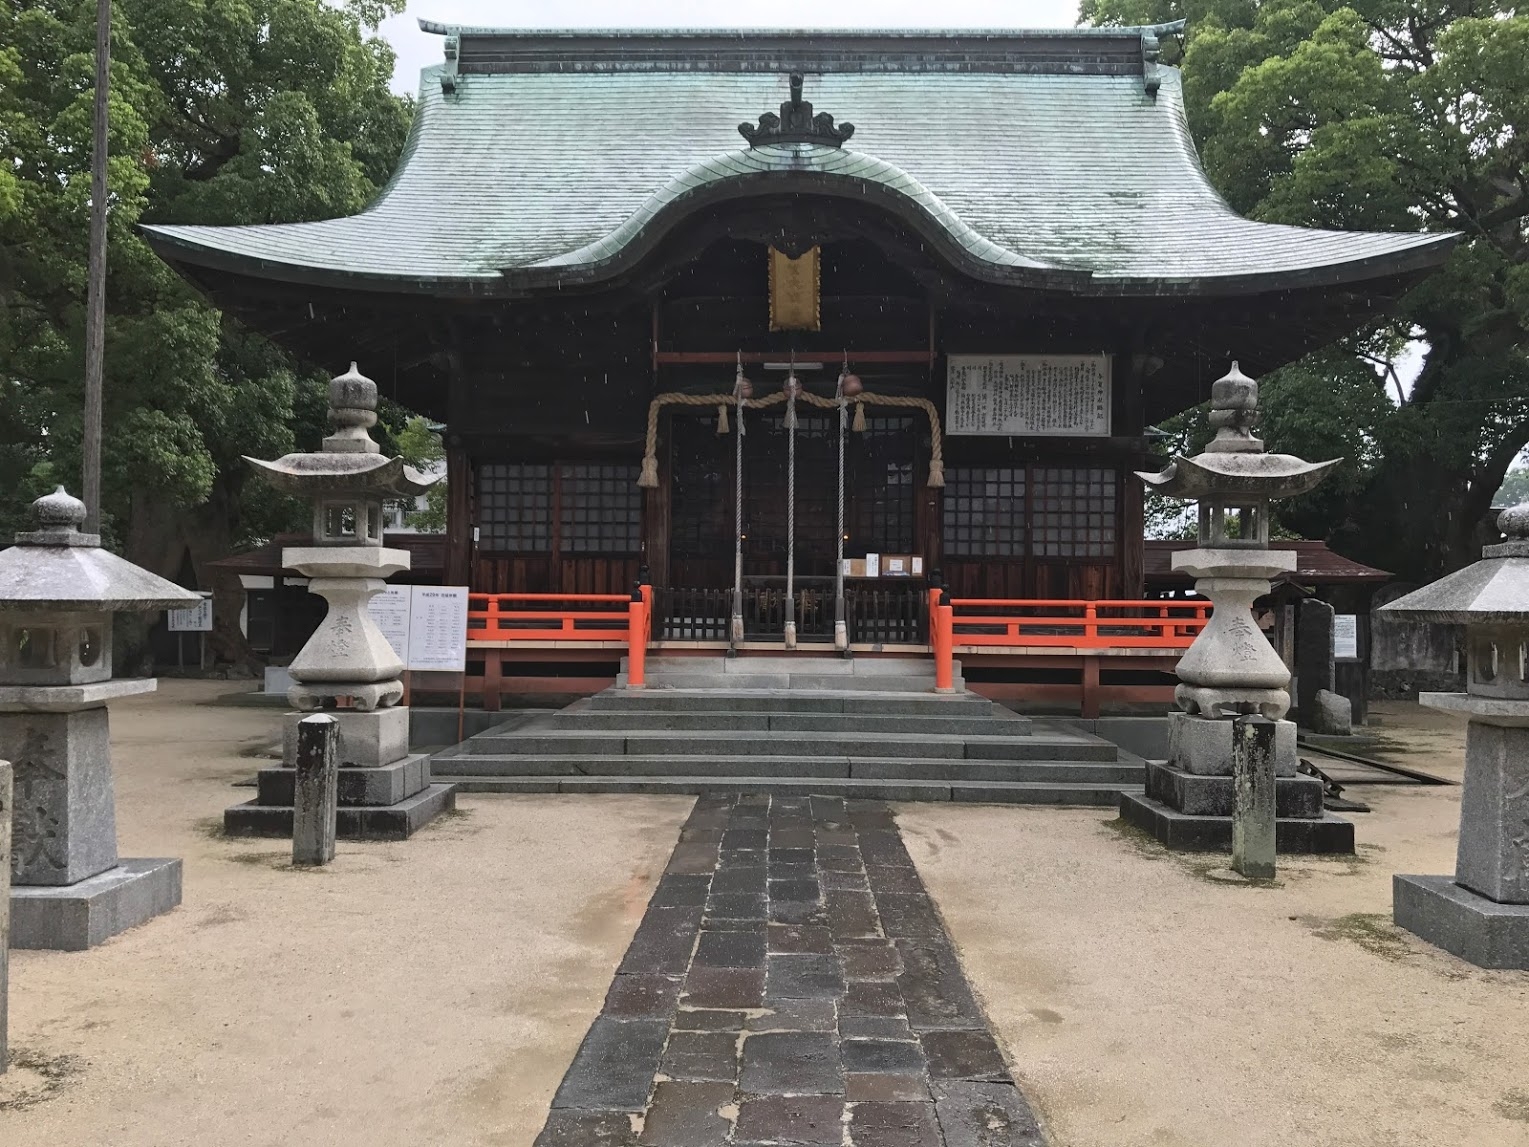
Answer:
[1393, 874, 1529, 969]
[10, 858, 182, 951]
[1119, 791, 1354, 854]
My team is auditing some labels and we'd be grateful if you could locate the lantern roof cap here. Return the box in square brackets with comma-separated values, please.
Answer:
[0, 488, 202, 612]
[1381, 502, 1529, 623]
[246, 362, 440, 498]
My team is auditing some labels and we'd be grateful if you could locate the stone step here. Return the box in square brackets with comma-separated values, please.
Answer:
[429, 753, 1140, 784]
[636, 655, 951, 677]
[433, 775, 1136, 806]
[583, 690, 998, 715]
[543, 709, 1033, 736]
[451, 728, 1119, 761]
[620, 672, 959, 692]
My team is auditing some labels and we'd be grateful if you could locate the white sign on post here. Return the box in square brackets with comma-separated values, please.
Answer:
[407, 586, 469, 672]
[946, 354, 1111, 437]
[1333, 614, 1360, 661]
[168, 593, 213, 632]
[369, 585, 412, 666]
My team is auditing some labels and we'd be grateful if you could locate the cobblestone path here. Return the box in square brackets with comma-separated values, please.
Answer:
[533, 793, 1045, 1146]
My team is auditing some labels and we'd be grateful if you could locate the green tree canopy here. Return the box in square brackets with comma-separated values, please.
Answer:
[1085, 0, 1529, 579]
[0, 0, 412, 659]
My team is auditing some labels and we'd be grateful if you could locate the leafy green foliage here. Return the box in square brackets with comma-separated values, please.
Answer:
[0, 0, 410, 561]
[1083, 0, 1529, 578]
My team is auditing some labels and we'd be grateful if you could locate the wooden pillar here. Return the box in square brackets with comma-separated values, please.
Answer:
[1081, 655, 1101, 719]
[445, 443, 472, 589]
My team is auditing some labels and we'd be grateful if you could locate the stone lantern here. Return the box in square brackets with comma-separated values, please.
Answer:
[1120, 363, 1354, 852]
[1382, 502, 1529, 967]
[0, 487, 199, 949]
[224, 363, 456, 839]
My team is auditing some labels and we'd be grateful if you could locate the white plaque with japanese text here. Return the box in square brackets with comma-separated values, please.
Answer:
[946, 354, 1111, 437]
[406, 585, 469, 672]
[368, 585, 412, 666]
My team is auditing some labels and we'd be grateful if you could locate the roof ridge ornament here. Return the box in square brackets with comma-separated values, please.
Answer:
[739, 74, 855, 148]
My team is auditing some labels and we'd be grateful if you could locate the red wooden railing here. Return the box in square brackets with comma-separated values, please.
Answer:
[468, 587, 652, 687]
[928, 590, 1209, 693]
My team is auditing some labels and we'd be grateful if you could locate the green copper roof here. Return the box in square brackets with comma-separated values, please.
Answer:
[142, 26, 1457, 297]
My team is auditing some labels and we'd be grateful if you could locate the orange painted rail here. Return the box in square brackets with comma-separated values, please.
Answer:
[946, 598, 1209, 649]
[468, 589, 652, 688]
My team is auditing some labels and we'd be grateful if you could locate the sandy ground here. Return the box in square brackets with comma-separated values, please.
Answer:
[902, 700, 1529, 1147]
[0, 680, 691, 1146]
[5, 688, 1523, 1146]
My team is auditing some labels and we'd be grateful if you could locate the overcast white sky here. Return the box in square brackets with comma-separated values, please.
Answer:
[380, 0, 1082, 94]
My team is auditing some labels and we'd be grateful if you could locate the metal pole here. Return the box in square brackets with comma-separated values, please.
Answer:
[783, 376, 797, 649]
[1, 759, 11, 1073]
[82, 0, 111, 534]
[834, 367, 848, 652]
[1232, 714, 1277, 879]
[730, 355, 745, 648]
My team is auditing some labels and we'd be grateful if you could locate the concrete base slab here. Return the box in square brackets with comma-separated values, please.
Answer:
[256, 753, 430, 807]
[10, 857, 182, 950]
[1393, 874, 1529, 969]
[1168, 711, 1298, 777]
[1118, 792, 1354, 854]
[1144, 760, 1325, 818]
[224, 783, 456, 841]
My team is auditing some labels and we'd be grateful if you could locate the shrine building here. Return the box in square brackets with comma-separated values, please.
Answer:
[145, 23, 1455, 673]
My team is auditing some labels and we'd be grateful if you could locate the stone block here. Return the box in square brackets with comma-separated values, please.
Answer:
[1393, 874, 1529, 969]
[1118, 792, 1354, 854]
[1143, 761, 1325, 818]
[256, 753, 431, 807]
[0, 707, 118, 885]
[1167, 711, 1297, 777]
[223, 782, 455, 841]
[283, 705, 408, 768]
[1455, 722, 1529, 903]
[10, 858, 182, 950]
[1310, 689, 1352, 736]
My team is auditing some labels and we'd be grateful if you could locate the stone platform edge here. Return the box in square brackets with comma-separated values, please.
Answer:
[1393, 874, 1529, 969]
[10, 857, 182, 950]
[1118, 792, 1355, 854]
[225, 783, 456, 841]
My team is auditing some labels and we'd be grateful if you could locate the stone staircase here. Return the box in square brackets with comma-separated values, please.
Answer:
[429, 656, 1142, 805]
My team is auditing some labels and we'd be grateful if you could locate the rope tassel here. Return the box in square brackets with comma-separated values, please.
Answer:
[716, 404, 729, 434]
[852, 401, 866, 433]
[638, 453, 659, 488]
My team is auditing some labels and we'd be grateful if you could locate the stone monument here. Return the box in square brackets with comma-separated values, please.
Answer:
[0, 487, 197, 949]
[1119, 363, 1354, 853]
[1384, 502, 1529, 967]
[224, 363, 456, 839]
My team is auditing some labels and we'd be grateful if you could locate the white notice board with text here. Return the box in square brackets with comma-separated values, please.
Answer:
[946, 354, 1111, 437]
[406, 586, 470, 672]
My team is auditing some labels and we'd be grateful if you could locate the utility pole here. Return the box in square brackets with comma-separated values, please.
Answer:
[82, 0, 110, 534]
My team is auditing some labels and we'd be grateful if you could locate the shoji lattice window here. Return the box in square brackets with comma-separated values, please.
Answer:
[941, 468, 1027, 557]
[559, 463, 642, 554]
[477, 463, 552, 552]
[1031, 467, 1117, 558]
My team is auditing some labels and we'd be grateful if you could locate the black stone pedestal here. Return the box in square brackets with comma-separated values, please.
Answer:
[1118, 761, 1354, 854]
[1393, 874, 1529, 969]
[224, 753, 454, 840]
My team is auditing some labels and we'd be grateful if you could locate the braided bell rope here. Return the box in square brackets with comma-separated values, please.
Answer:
[637, 390, 944, 488]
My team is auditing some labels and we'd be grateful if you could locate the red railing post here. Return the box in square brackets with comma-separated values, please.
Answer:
[627, 590, 649, 689]
[933, 594, 955, 693]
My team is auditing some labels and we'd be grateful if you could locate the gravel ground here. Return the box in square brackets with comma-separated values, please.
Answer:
[4, 687, 1521, 1147]
[900, 700, 1529, 1147]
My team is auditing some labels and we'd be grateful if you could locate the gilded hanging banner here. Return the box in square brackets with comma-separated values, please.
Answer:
[769, 247, 821, 332]
[945, 354, 1112, 437]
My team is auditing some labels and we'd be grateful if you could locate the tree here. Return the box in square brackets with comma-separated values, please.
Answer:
[0, 0, 412, 661]
[1082, 0, 1529, 580]
[392, 415, 446, 533]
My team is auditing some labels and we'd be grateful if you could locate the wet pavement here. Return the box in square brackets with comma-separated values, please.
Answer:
[534, 793, 1045, 1146]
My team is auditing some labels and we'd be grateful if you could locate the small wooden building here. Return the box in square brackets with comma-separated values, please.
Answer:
[145, 25, 1454, 649]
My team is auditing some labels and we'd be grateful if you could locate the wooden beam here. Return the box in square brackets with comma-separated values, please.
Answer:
[657, 350, 931, 365]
